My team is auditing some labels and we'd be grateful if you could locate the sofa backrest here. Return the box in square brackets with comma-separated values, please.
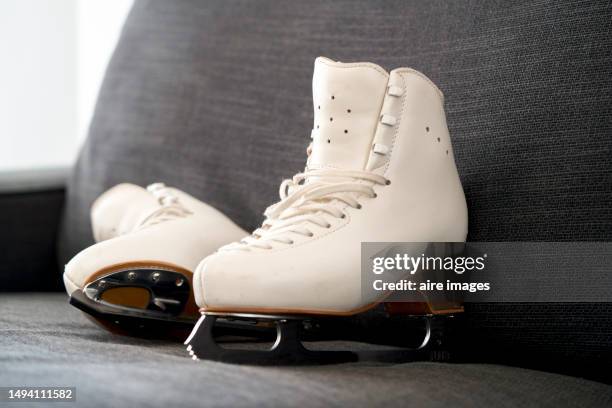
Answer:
[60, 0, 612, 378]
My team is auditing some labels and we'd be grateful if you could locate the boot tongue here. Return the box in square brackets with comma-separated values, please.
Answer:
[307, 57, 389, 171]
[91, 184, 159, 241]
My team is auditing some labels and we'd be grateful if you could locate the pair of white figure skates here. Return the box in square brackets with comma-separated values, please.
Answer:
[64, 57, 468, 364]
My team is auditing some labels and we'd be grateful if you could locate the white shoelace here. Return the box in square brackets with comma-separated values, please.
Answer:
[135, 183, 192, 230]
[223, 169, 388, 250]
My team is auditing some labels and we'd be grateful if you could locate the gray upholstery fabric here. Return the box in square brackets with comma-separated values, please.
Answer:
[1, 293, 611, 408]
[58, 0, 612, 379]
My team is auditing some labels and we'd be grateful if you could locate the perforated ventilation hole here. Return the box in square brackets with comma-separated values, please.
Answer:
[437, 137, 441, 142]
[347, 109, 351, 113]
[327, 139, 331, 144]
[426, 126, 430, 132]
[446, 150, 449, 155]
[316, 125, 319, 129]
[318, 105, 320, 110]
[344, 129, 348, 134]
[331, 95, 335, 100]
[330, 117, 333, 122]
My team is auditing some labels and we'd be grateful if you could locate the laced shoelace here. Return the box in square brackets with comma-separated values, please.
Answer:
[134, 183, 192, 230]
[222, 83, 402, 251]
[223, 169, 388, 250]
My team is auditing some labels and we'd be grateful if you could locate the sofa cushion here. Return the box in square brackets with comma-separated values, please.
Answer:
[1, 293, 611, 407]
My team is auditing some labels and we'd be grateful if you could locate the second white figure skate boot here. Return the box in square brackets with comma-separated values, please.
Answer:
[64, 182, 247, 339]
[186, 57, 468, 363]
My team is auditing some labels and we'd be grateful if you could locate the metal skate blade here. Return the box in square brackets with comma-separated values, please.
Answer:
[186, 314, 357, 365]
[69, 290, 196, 340]
[185, 312, 461, 365]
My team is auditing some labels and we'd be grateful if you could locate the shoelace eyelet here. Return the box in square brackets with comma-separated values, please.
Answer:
[373, 193, 378, 198]
[340, 214, 346, 219]
[356, 204, 362, 210]
[385, 179, 391, 185]
[325, 223, 332, 229]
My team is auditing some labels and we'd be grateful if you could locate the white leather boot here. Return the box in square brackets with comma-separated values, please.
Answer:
[193, 57, 467, 316]
[64, 183, 247, 338]
[90, 182, 226, 242]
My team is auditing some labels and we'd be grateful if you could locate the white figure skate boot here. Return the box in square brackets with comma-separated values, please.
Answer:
[90, 182, 216, 242]
[186, 57, 468, 363]
[64, 182, 247, 338]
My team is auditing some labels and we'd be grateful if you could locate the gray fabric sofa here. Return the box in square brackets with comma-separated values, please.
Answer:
[1, 1, 612, 406]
